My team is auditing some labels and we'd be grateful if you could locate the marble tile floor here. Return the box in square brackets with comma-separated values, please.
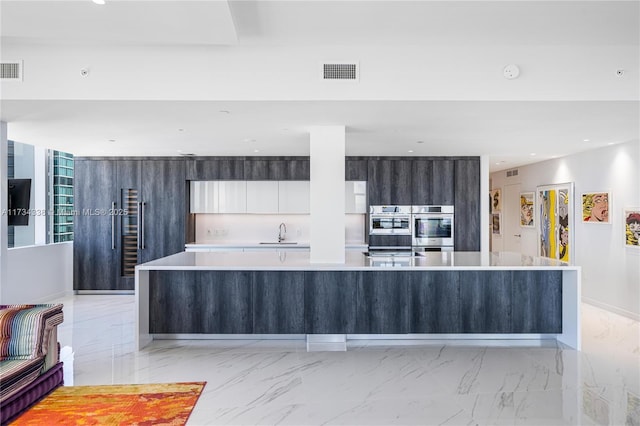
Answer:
[52, 294, 639, 426]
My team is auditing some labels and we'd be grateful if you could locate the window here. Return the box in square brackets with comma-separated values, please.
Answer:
[48, 150, 74, 243]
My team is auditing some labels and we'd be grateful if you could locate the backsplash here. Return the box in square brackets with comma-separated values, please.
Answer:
[194, 214, 366, 244]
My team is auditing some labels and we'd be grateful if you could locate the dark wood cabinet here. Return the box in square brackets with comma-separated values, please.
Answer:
[454, 158, 481, 251]
[356, 271, 409, 333]
[460, 271, 511, 333]
[511, 271, 562, 333]
[368, 235, 412, 248]
[367, 159, 412, 205]
[304, 271, 358, 334]
[244, 158, 310, 180]
[412, 159, 455, 206]
[75, 158, 187, 291]
[409, 271, 461, 333]
[149, 271, 253, 334]
[73, 160, 120, 291]
[252, 271, 305, 334]
[411, 160, 433, 205]
[186, 158, 244, 180]
[345, 158, 368, 181]
[140, 160, 186, 263]
[432, 160, 455, 205]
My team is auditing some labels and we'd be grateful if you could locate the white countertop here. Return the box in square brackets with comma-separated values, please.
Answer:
[185, 242, 368, 249]
[138, 251, 576, 271]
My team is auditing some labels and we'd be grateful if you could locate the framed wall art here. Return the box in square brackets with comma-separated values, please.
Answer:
[519, 192, 535, 228]
[490, 188, 502, 213]
[582, 191, 611, 224]
[624, 208, 640, 248]
[492, 213, 501, 235]
[537, 182, 574, 263]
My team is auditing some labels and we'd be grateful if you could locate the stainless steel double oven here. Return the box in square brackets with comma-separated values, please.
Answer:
[368, 205, 454, 253]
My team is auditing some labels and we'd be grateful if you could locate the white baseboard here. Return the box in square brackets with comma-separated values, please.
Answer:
[582, 297, 640, 322]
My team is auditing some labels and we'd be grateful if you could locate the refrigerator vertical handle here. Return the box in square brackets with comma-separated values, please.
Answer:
[111, 202, 116, 250]
[141, 201, 146, 250]
[137, 202, 142, 250]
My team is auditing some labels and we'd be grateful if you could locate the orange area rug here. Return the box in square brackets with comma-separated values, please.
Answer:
[11, 382, 206, 425]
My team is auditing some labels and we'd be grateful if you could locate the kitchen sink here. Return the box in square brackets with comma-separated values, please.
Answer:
[259, 242, 298, 245]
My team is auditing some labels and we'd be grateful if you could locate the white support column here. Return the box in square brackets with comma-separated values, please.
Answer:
[309, 126, 345, 263]
[0, 122, 8, 302]
[480, 155, 490, 254]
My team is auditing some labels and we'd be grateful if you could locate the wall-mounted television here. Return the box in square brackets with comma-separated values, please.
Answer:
[8, 178, 32, 226]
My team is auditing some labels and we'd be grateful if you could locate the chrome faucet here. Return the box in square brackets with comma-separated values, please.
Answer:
[278, 222, 287, 242]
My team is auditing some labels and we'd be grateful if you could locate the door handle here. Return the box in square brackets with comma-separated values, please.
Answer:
[141, 201, 146, 250]
[137, 202, 142, 250]
[514, 234, 521, 237]
[111, 202, 116, 249]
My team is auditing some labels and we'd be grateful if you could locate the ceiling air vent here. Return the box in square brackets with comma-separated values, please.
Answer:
[506, 169, 519, 177]
[1, 61, 23, 81]
[322, 63, 359, 81]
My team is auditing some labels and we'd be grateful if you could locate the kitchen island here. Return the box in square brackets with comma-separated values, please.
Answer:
[135, 251, 580, 350]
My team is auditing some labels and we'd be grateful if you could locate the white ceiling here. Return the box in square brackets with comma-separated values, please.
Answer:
[1, 0, 639, 172]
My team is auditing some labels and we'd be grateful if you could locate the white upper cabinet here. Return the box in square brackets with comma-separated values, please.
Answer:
[217, 181, 247, 213]
[246, 181, 279, 213]
[278, 181, 310, 214]
[192, 180, 366, 214]
[190, 181, 218, 213]
[345, 181, 367, 213]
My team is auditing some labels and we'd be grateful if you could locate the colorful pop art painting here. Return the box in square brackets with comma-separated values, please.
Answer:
[537, 183, 574, 263]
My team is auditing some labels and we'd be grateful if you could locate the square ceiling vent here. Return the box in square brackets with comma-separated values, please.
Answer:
[1, 61, 23, 81]
[321, 62, 359, 81]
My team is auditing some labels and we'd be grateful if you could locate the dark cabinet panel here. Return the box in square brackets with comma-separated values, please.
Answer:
[356, 271, 409, 333]
[140, 160, 186, 263]
[411, 160, 433, 205]
[244, 160, 269, 180]
[454, 159, 481, 251]
[511, 271, 562, 333]
[367, 159, 412, 205]
[460, 271, 511, 333]
[432, 160, 455, 205]
[409, 271, 461, 333]
[73, 160, 120, 290]
[368, 235, 412, 248]
[345, 159, 368, 181]
[149, 271, 253, 334]
[269, 159, 310, 180]
[186, 159, 244, 180]
[253, 271, 305, 334]
[305, 271, 358, 334]
[244, 158, 310, 180]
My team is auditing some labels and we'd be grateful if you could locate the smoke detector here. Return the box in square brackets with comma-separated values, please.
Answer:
[503, 64, 520, 80]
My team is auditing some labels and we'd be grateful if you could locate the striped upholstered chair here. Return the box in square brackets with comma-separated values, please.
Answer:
[0, 304, 64, 425]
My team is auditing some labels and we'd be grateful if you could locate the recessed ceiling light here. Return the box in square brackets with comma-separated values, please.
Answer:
[551, 155, 558, 158]
[607, 142, 615, 145]
[583, 139, 590, 142]
[178, 128, 184, 132]
[243, 138, 256, 143]
[416, 140, 424, 144]
[254, 149, 260, 153]
[92, 0, 105, 4]
[408, 150, 414, 153]
[219, 110, 230, 114]
[530, 153, 536, 156]
[108, 139, 116, 143]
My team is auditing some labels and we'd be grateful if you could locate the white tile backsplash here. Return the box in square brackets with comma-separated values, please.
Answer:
[194, 214, 365, 244]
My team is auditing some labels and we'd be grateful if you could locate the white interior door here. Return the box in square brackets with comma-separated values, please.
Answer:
[504, 183, 522, 252]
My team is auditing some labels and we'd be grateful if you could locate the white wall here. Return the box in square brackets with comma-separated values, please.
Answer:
[2, 242, 73, 304]
[491, 141, 640, 319]
[195, 214, 365, 245]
